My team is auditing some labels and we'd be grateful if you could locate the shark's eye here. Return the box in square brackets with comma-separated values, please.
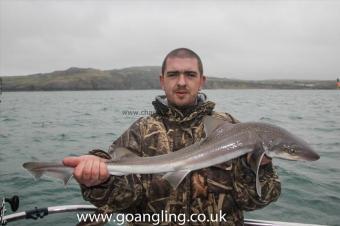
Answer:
[288, 148, 296, 154]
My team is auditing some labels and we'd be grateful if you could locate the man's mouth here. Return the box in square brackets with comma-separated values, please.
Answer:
[175, 91, 188, 97]
[175, 89, 188, 93]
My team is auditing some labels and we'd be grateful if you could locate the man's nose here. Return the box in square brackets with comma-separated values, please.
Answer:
[177, 74, 186, 86]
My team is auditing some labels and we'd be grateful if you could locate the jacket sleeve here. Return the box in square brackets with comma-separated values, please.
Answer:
[232, 156, 281, 211]
[80, 117, 146, 212]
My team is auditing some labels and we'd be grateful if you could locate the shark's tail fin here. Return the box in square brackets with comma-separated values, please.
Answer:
[23, 162, 73, 185]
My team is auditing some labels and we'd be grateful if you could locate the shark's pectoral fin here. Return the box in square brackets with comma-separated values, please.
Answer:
[162, 170, 191, 189]
[248, 146, 266, 198]
[23, 162, 73, 186]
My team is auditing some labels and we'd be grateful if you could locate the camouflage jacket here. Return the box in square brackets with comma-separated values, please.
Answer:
[80, 94, 281, 226]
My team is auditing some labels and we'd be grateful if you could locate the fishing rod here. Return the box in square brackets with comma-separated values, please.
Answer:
[1, 196, 96, 225]
[2, 204, 96, 225]
[1, 196, 20, 225]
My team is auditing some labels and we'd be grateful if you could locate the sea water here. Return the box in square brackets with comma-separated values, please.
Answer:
[0, 90, 339, 225]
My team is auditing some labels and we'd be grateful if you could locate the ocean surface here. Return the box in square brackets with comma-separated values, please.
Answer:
[0, 90, 339, 226]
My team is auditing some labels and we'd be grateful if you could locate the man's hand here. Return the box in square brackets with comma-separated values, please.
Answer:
[63, 155, 109, 187]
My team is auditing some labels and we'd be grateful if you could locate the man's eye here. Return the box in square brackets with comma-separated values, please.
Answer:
[167, 73, 177, 77]
[186, 73, 197, 77]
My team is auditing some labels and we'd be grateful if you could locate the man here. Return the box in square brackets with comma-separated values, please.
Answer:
[64, 48, 280, 225]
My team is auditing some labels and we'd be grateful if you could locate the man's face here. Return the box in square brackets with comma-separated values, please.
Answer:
[160, 57, 206, 107]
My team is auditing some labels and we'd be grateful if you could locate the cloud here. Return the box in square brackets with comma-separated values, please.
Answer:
[1, 0, 339, 80]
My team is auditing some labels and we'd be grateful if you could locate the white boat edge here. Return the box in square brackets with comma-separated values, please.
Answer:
[246, 218, 328, 226]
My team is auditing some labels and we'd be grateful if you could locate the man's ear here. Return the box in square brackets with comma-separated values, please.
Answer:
[199, 75, 206, 90]
[160, 75, 165, 90]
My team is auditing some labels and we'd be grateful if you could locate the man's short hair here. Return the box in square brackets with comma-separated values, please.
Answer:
[161, 48, 203, 75]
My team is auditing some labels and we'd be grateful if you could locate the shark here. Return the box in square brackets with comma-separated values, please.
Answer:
[23, 116, 320, 197]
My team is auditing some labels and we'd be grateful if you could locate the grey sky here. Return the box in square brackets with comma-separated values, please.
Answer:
[0, 0, 339, 80]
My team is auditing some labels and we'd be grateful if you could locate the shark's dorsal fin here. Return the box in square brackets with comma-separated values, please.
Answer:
[111, 146, 140, 161]
[203, 116, 228, 136]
